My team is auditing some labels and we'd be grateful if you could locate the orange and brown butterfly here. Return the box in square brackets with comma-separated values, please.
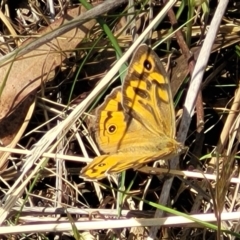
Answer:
[80, 44, 184, 180]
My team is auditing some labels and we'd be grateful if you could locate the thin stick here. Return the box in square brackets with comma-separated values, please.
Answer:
[179, 0, 229, 143]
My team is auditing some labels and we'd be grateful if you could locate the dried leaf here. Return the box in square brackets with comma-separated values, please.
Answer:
[0, 5, 97, 170]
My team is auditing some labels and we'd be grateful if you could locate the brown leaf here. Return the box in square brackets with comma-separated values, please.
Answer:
[0, 5, 97, 170]
[0, 5, 96, 120]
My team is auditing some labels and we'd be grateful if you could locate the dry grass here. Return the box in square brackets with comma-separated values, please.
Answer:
[0, 0, 240, 239]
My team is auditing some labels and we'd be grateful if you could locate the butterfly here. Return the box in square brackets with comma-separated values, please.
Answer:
[80, 44, 184, 180]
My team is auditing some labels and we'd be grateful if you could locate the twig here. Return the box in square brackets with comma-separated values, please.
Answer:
[180, 0, 229, 141]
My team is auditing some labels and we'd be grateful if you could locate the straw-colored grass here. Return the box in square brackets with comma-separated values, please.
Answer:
[0, 0, 240, 239]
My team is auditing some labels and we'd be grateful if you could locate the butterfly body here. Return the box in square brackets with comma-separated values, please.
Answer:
[81, 44, 184, 180]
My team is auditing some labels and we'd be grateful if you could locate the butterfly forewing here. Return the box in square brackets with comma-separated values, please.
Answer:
[93, 87, 154, 154]
[122, 45, 176, 138]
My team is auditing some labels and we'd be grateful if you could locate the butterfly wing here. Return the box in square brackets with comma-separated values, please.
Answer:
[81, 145, 180, 180]
[81, 44, 182, 180]
[89, 87, 149, 154]
[122, 44, 176, 138]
